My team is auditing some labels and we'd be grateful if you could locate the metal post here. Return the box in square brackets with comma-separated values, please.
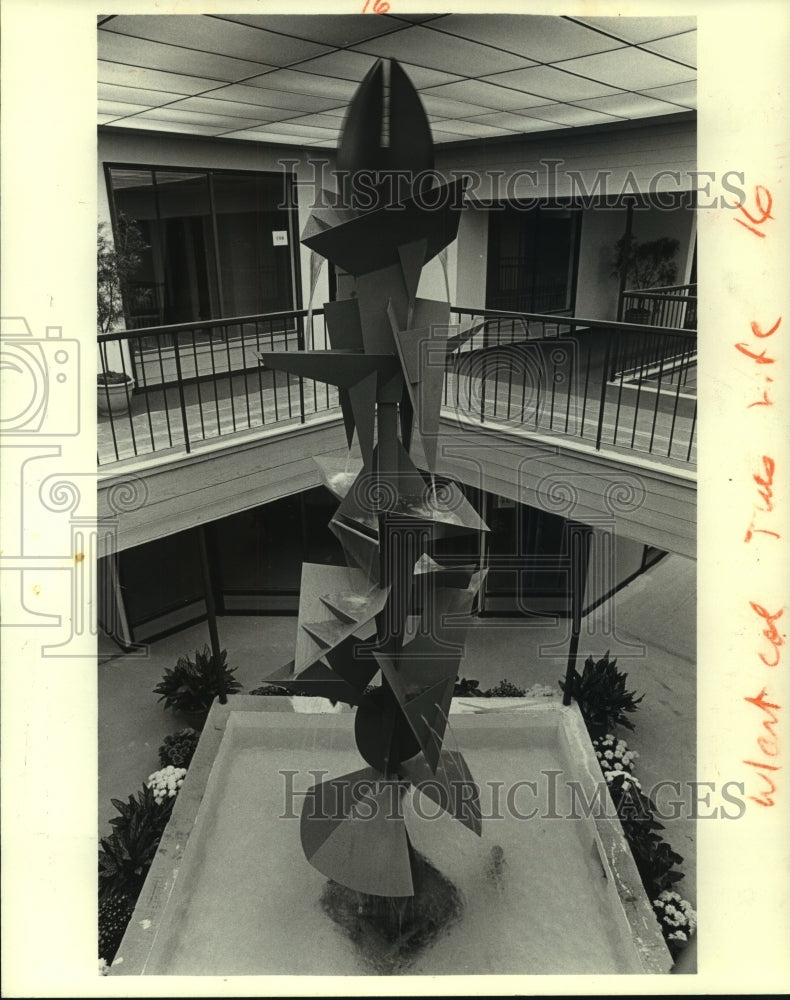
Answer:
[198, 524, 226, 704]
[172, 333, 191, 454]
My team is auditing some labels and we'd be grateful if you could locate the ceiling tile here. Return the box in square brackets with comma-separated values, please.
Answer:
[218, 14, 405, 47]
[287, 113, 347, 129]
[575, 91, 683, 117]
[639, 81, 697, 108]
[295, 49, 460, 89]
[98, 82, 186, 106]
[221, 127, 331, 145]
[210, 82, 344, 114]
[521, 104, 621, 127]
[105, 119, 225, 137]
[461, 109, 560, 130]
[425, 119, 518, 138]
[423, 78, 561, 111]
[432, 15, 626, 62]
[352, 24, 532, 77]
[642, 31, 696, 68]
[243, 121, 341, 138]
[103, 15, 331, 65]
[557, 47, 693, 90]
[168, 96, 300, 123]
[293, 49, 381, 81]
[419, 94, 493, 119]
[238, 67, 358, 101]
[480, 65, 619, 102]
[98, 31, 273, 82]
[135, 107, 267, 129]
[98, 61, 221, 95]
[98, 100, 156, 117]
[573, 16, 696, 44]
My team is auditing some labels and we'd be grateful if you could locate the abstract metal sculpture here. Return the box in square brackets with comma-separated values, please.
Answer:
[260, 59, 488, 906]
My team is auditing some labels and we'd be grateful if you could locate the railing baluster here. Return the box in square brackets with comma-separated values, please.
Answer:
[172, 333, 191, 454]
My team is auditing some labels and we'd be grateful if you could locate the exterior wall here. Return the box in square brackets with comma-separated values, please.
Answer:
[97, 130, 332, 321]
[574, 206, 628, 320]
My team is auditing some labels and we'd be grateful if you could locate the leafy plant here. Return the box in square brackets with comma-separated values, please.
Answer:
[97, 212, 148, 335]
[249, 684, 290, 696]
[98, 889, 136, 964]
[158, 728, 200, 768]
[559, 652, 643, 737]
[98, 784, 174, 902]
[453, 677, 484, 697]
[153, 645, 242, 715]
[98, 369, 133, 386]
[611, 234, 680, 290]
[487, 678, 526, 698]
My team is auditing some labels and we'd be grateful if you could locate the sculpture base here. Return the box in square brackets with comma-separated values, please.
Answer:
[321, 847, 463, 973]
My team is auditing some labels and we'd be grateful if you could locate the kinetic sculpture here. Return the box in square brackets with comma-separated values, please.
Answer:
[260, 59, 488, 943]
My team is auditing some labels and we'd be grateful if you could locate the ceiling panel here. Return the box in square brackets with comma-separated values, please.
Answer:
[99, 31, 274, 82]
[422, 78, 563, 111]
[98, 61, 221, 95]
[461, 109, 563, 130]
[98, 14, 696, 146]
[554, 47, 692, 90]
[99, 100, 158, 118]
[210, 82, 346, 114]
[104, 15, 332, 65]
[640, 81, 697, 108]
[235, 67, 358, 101]
[642, 31, 696, 67]
[575, 91, 684, 117]
[573, 16, 696, 44]
[431, 14, 626, 62]
[98, 82, 187, 106]
[222, 126, 337, 144]
[217, 13, 405, 47]
[134, 107, 268, 129]
[482, 65, 619, 102]
[106, 118, 226, 136]
[520, 104, 621, 127]
[166, 96, 301, 123]
[352, 24, 532, 77]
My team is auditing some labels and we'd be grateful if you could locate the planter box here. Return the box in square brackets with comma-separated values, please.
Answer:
[111, 695, 672, 977]
[98, 378, 134, 416]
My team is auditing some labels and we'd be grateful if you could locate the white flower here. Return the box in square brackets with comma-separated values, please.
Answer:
[604, 750, 613, 759]
[99, 957, 109, 975]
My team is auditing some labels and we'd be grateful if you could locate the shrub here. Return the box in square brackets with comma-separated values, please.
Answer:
[559, 652, 643, 737]
[98, 890, 135, 965]
[98, 784, 174, 903]
[487, 678, 526, 698]
[158, 728, 200, 768]
[153, 645, 242, 714]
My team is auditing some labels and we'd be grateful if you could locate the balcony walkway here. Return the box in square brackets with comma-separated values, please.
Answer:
[98, 360, 696, 472]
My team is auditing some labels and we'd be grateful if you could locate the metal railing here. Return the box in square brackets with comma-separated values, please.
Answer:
[619, 282, 697, 330]
[98, 305, 696, 469]
[445, 308, 696, 464]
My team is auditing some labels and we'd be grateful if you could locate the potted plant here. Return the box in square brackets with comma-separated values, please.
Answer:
[97, 369, 135, 416]
[153, 645, 242, 728]
[611, 234, 680, 322]
[97, 212, 148, 413]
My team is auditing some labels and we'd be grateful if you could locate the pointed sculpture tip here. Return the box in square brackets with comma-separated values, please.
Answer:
[337, 57, 434, 183]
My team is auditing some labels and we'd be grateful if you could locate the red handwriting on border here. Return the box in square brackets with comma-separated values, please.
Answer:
[736, 315, 781, 366]
[734, 185, 774, 238]
[362, 0, 390, 12]
[744, 455, 780, 542]
[743, 688, 781, 806]
[749, 601, 785, 667]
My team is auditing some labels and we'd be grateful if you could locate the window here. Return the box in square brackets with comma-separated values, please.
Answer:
[105, 165, 299, 332]
[486, 204, 581, 314]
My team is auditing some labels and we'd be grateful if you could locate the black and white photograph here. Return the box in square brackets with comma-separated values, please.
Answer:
[1, 1, 788, 996]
